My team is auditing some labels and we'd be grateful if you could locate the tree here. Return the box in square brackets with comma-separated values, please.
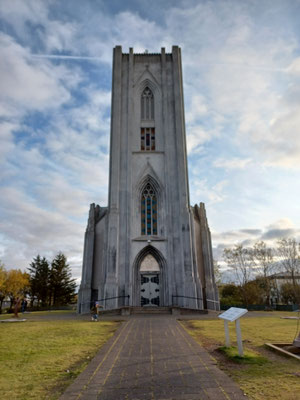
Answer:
[251, 241, 274, 305]
[0, 261, 7, 313]
[277, 238, 300, 304]
[213, 260, 222, 285]
[242, 278, 265, 305]
[5, 269, 30, 309]
[220, 283, 243, 306]
[49, 253, 76, 306]
[280, 282, 300, 304]
[28, 255, 50, 307]
[223, 244, 254, 305]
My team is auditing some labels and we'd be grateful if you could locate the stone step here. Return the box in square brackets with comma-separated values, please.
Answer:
[132, 306, 172, 314]
[99, 306, 208, 316]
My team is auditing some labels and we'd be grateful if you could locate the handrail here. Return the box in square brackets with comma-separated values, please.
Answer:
[172, 295, 219, 304]
[172, 295, 203, 301]
[206, 299, 219, 304]
[96, 295, 130, 302]
[82, 295, 130, 306]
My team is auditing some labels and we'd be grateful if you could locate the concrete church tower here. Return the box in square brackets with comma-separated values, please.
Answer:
[78, 46, 219, 313]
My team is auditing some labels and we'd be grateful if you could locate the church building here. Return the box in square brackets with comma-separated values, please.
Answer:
[78, 46, 219, 313]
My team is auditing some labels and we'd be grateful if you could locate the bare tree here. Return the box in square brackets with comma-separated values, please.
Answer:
[276, 238, 300, 304]
[223, 244, 254, 305]
[213, 259, 222, 285]
[251, 241, 274, 305]
[277, 238, 300, 284]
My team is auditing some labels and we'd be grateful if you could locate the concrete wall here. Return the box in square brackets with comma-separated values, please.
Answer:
[78, 46, 220, 312]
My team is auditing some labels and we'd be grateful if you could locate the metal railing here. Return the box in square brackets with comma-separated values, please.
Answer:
[84, 295, 130, 308]
[96, 295, 130, 303]
[172, 295, 203, 301]
[172, 295, 219, 310]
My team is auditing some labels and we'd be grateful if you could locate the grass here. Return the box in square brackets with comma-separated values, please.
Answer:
[218, 346, 268, 365]
[181, 312, 300, 400]
[0, 311, 120, 399]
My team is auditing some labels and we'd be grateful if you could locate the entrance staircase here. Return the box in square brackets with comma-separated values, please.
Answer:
[132, 306, 171, 314]
[99, 306, 208, 316]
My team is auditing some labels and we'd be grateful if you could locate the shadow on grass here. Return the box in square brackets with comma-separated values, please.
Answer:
[218, 346, 268, 365]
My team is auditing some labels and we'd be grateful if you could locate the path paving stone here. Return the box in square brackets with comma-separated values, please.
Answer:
[60, 316, 247, 400]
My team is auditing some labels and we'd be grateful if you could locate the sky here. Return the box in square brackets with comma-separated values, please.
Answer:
[1, 0, 300, 283]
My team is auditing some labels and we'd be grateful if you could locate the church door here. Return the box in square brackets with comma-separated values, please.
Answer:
[141, 274, 160, 306]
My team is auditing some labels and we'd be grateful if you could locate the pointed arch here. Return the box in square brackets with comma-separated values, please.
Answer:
[132, 245, 168, 306]
[136, 172, 162, 237]
[141, 86, 154, 120]
[134, 245, 166, 267]
[137, 172, 161, 197]
[141, 181, 157, 235]
[137, 75, 160, 96]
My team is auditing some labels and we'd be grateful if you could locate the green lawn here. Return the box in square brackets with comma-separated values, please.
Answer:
[0, 312, 120, 399]
[181, 312, 300, 400]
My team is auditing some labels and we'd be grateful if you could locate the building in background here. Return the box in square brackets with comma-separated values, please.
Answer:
[78, 46, 219, 313]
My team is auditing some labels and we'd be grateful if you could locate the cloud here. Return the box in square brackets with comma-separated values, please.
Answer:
[286, 57, 300, 76]
[0, 186, 84, 270]
[213, 157, 252, 170]
[240, 229, 262, 236]
[186, 126, 211, 154]
[212, 219, 300, 264]
[191, 178, 228, 205]
[261, 229, 296, 240]
[0, 33, 74, 118]
[162, 1, 300, 169]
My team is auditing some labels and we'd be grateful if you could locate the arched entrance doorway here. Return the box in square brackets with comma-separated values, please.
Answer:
[133, 245, 167, 307]
[140, 254, 160, 306]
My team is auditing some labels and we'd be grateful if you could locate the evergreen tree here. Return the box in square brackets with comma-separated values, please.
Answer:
[28, 255, 50, 306]
[49, 253, 76, 306]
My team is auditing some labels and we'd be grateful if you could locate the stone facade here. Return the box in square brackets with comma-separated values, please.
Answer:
[78, 46, 219, 313]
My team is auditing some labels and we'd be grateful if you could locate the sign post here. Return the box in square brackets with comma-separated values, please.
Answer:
[224, 320, 230, 347]
[218, 307, 248, 357]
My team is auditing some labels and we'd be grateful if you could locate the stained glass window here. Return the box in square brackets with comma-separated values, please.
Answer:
[141, 183, 157, 235]
[141, 127, 155, 151]
[141, 87, 154, 120]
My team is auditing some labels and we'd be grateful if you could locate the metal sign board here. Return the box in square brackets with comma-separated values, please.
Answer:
[218, 307, 248, 322]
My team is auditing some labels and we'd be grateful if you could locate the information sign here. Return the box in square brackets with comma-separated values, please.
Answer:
[218, 307, 248, 356]
[218, 307, 248, 322]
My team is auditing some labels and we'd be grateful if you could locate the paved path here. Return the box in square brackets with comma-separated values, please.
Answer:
[60, 316, 247, 400]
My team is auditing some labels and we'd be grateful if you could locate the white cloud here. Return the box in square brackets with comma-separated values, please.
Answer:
[0, 121, 17, 159]
[186, 126, 211, 154]
[265, 219, 295, 231]
[0, 186, 84, 272]
[185, 94, 208, 124]
[213, 157, 252, 170]
[0, 33, 73, 116]
[191, 178, 228, 206]
[212, 218, 300, 263]
[286, 57, 300, 76]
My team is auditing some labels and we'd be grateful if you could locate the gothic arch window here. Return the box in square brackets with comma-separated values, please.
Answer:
[141, 182, 157, 235]
[141, 87, 154, 120]
[140, 86, 155, 151]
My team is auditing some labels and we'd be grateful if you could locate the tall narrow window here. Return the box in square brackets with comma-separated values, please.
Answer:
[141, 127, 155, 151]
[141, 183, 157, 235]
[141, 87, 154, 120]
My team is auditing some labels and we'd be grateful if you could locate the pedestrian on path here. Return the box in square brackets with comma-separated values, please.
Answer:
[91, 302, 98, 321]
[21, 298, 27, 313]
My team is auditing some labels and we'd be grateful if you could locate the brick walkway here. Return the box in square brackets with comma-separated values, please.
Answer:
[60, 316, 247, 400]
